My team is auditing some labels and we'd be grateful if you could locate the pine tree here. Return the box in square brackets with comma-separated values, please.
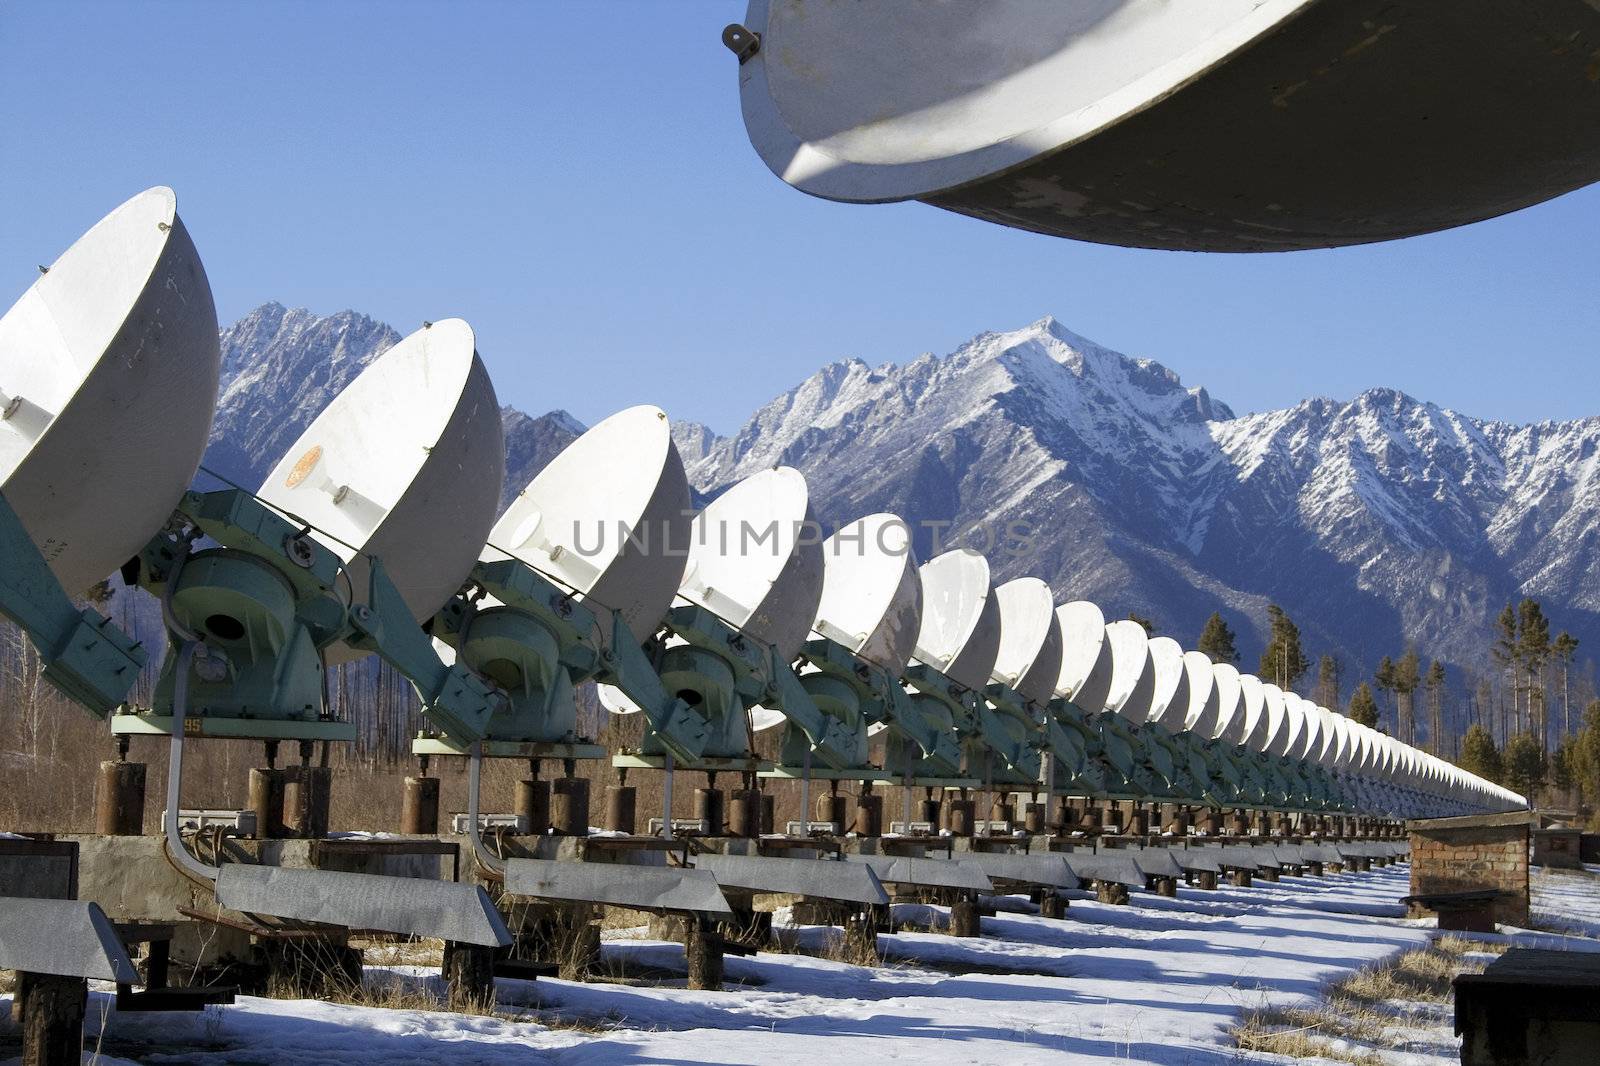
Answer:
[1553, 631, 1580, 739]
[1196, 612, 1239, 665]
[1374, 656, 1395, 732]
[1258, 604, 1309, 691]
[1552, 738, 1577, 798]
[1127, 612, 1155, 636]
[1348, 682, 1379, 729]
[1315, 654, 1342, 709]
[1424, 659, 1446, 754]
[1503, 731, 1547, 800]
[1458, 724, 1503, 783]
[1518, 598, 1551, 750]
[1492, 603, 1519, 738]
[1391, 649, 1421, 746]
[1575, 699, 1600, 806]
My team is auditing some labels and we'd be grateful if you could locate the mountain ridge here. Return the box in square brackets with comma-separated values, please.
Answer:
[207, 303, 1600, 738]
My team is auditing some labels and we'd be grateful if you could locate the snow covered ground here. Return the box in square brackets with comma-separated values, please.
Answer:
[9, 862, 1600, 1065]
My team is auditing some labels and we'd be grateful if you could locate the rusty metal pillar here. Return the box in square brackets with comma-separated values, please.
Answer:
[516, 768, 551, 835]
[400, 776, 440, 836]
[727, 789, 761, 837]
[761, 791, 775, 834]
[694, 787, 725, 836]
[1051, 797, 1074, 833]
[606, 785, 637, 834]
[917, 793, 942, 827]
[1023, 802, 1046, 833]
[551, 770, 590, 836]
[854, 791, 884, 838]
[1197, 870, 1219, 891]
[948, 798, 976, 838]
[283, 766, 332, 838]
[95, 760, 146, 836]
[249, 768, 287, 839]
[816, 790, 847, 835]
[1128, 806, 1150, 837]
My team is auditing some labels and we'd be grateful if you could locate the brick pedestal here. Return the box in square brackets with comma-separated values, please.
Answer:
[1407, 812, 1530, 927]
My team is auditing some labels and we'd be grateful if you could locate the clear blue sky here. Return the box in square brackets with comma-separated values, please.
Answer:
[5, 1, 1598, 433]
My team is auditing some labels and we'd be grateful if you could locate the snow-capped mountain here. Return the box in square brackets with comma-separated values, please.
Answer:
[682, 316, 1600, 682]
[205, 304, 1600, 699]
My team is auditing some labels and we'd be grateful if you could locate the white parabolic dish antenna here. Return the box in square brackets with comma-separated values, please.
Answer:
[1056, 601, 1113, 713]
[1254, 683, 1287, 753]
[0, 187, 220, 594]
[812, 513, 922, 673]
[1235, 674, 1266, 747]
[678, 466, 822, 663]
[1145, 636, 1190, 731]
[991, 577, 1062, 705]
[735, 0, 1600, 252]
[1209, 663, 1244, 742]
[258, 319, 504, 658]
[912, 549, 1001, 691]
[1102, 620, 1155, 722]
[487, 405, 691, 646]
[1181, 651, 1219, 737]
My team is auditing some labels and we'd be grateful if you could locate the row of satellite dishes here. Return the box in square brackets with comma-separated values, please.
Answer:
[1, 188, 1523, 824]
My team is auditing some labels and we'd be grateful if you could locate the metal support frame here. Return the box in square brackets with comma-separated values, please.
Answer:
[0, 489, 145, 717]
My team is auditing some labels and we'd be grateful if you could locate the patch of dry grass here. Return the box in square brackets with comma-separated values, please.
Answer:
[1231, 933, 1502, 1063]
[1231, 1010, 1386, 1065]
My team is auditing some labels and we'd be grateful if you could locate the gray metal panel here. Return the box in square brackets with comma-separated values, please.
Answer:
[1056, 853, 1145, 888]
[955, 852, 1080, 890]
[1195, 846, 1273, 870]
[504, 858, 734, 918]
[1127, 847, 1183, 878]
[1297, 845, 1342, 864]
[0, 897, 138, 983]
[0, 855, 75, 899]
[693, 853, 888, 905]
[213, 863, 509, 947]
[844, 853, 993, 892]
[1245, 845, 1287, 869]
[1165, 848, 1223, 874]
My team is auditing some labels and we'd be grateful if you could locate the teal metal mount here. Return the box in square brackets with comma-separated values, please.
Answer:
[111, 488, 496, 745]
[414, 556, 706, 765]
[0, 489, 145, 717]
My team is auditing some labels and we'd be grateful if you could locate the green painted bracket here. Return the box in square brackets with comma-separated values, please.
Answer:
[657, 605, 853, 768]
[979, 684, 1043, 781]
[1045, 700, 1108, 794]
[599, 610, 707, 765]
[0, 490, 144, 717]
[345, 556, 495, 745]
[765, 647, 856, 769]
[467, 559, 707, 764]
